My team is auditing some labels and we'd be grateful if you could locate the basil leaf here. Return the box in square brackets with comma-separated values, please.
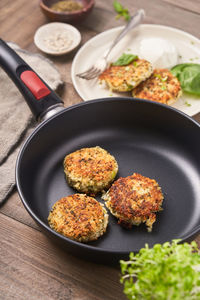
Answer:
[181, 71, 200, 96]
[122, 10, 131, 21]
[171, 63, 200, 77]
[113, 1, 131, 21]
[113, 0, 123, 13]
[113, 53, 138, 66]
[171, 63, 200, 96]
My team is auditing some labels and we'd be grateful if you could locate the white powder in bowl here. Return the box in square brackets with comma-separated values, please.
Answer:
[34, 23, 81, 55]
[44, 31, 73, 52]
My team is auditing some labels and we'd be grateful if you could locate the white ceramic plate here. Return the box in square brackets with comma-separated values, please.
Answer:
[34, 22, 81, 55]
[71, 24, 200, 116]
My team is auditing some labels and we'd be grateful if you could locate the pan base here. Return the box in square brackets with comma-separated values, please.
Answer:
[33, 133, 200, 252]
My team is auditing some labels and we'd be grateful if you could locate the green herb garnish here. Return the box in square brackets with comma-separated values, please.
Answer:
[120, 240, 200, 300]
[161, 85, 167, 90]
[162, 76, 168, 82]
[185, 101, 191, 107]
[171, 63, 200, 96]
[113, 53, 138, 66]
[113, 0, 131, 21]
[154, 73, 168, 82]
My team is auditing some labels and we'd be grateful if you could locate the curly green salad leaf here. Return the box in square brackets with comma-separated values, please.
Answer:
[171, 63, 200, 96]
[113, 1, 131, 21]
[120, 240, 200, 300]
[112, 53, 138, 66]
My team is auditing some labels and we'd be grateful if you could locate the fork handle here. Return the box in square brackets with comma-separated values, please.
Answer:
[104, 9, 145, 59]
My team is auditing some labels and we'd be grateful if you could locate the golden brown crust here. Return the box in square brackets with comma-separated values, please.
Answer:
[132, 69, 182, 105]
[48, 194, 108, 242]
[99, 59, 153, 92]
[102, 173, 164, 232]
[63, 146, 118, 194]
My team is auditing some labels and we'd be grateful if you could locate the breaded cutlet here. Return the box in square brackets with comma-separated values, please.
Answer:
[102, 173, 164, 232]
[99, 59, 153, 92]
[63, 146, 118, 195]
[132, 69, 182, 105]
[48, 194, 108, 242]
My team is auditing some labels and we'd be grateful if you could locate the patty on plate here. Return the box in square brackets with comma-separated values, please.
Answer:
[102, 173, 164, 232]
[99, 59, 153, 92]
[132, 68, 182, 105]
[63, 146, 118, 195]
[48, 193, 109, 242]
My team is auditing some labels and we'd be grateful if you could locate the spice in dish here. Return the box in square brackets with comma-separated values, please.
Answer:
[44, 31, 73, 52]
[50, 0, 83, 12]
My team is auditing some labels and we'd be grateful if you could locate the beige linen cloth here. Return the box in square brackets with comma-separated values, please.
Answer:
[0, 42, 62, 205]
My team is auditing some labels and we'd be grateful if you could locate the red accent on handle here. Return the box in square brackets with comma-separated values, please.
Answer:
[20, 70, 51, 100]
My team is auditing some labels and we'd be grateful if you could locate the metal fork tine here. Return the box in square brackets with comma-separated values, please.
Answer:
[80, 70, 101, 80]
[76, 66, 96, 77]
[77, 72, 94, 79]
[76, 10, 145, 80]
[85, 68, 100, 77]
[76, 68, 101, 80]
[86, 70, 101, 79]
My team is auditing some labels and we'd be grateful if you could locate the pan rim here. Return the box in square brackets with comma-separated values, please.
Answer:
[16, 97, 200, 255]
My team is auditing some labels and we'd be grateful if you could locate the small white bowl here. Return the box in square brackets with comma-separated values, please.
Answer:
[34, 22, 81, 55]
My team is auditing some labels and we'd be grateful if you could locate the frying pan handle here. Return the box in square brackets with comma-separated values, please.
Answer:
[0, 38, 63, 120]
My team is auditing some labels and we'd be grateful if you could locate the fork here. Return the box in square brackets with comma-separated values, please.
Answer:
[76, 9, 145, 80]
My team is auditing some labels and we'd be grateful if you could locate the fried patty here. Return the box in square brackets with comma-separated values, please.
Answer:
[132, 69, 182, 105]
[48, 194, 108, 242]
[99, 59, 153, 92]
[102, 173, 164, 232]
[63, 146, 118, 195]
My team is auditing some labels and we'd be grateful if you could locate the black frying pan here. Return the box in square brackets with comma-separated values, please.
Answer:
[0, 39, 200, 264]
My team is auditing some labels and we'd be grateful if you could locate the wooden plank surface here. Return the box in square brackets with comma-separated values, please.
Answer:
[0, 0, 200, 299]
[0, 213, 125, 300]
[162, 0, 200, 14]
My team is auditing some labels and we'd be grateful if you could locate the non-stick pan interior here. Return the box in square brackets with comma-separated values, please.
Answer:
[16, 98, 200, 261]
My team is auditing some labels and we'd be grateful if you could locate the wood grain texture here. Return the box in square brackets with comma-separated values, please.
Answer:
[0, 0, 200, 299]
[83, 0, 200, 38]
[161, 0, 200, 14]
[0, 214, 126, 300]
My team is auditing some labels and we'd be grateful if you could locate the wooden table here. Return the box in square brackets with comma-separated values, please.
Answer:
[0, 1, 200, 299]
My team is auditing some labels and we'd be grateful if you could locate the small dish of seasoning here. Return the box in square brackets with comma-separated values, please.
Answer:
[40, 0, 95, 24]
[34, 22, 81, 55]
[51, 0, 84, 12]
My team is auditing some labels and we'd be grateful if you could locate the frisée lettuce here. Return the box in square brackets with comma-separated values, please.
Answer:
[120, 240, 200, 300]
